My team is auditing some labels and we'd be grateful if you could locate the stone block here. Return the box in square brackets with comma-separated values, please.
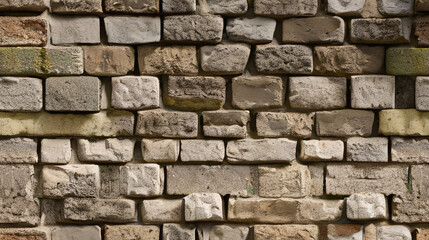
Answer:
[256, 112, 314, 138]
[417, 0, 429, 11]
[197, 224, 249, 240]
[283, 16, 345, 44]
[0, 229, 48, 240]
[392, 196, 429, 223]
[163, 224, 196, 240]
[258, 163, 311, 198]
[51, 0, 102, 13]
[184, 193, 223, 221]
[0, 0, 47, 11]
[351, 18, 411, 44]
[50, 16, 100, 44]
[120, 164, 164, 197]
[351, 75, 395, 109]
[164, 76, 226, 111]
[105, 225, 159, 240]
[309, 165, 324, 196]
[166, 165, 253, 197]
[163, 15, 223, 43]
[226, 17, 276, 44]
[232, 75, 284, 110]
[45, 76, 100, 112]
[416, 229, 429, 240]
[379, 109, 429, 136]
[41, 139, 71, 164]
[51, 226, 101, 240]
[417, 77, 429, 111]
[327, 224, 363, 240]
[314, 45, 384, 76]
[142, 199, 182, 223]
[227, 138, 297, 164]
[300, 140, 344, 161]
[316, 110, 374, 137]
[386, 48, 429, 75]
[254, 0, 318, 17]
[42, 164, 100, 198]
[362, 0, 383, 18]
[346, 137, 388, 162]
[142, 139, 180, 163]
[136, 109, 198, 138]
[0, 138, 37, 164]
[162, 0, 196, 13]
[77, 138, 135, 163]
[327, 0, 365, 16]
[325, 164, 408, 195]
[63, 198, 136, 223]
[200, 44, 250, 74]
[415, 17, 429, 45]
[377, 0, 413, 16]
[254, 225, 319, 240]
[104, 16, 161, 44]
[180, 140, 224, 163]
[0, 77, 42, 112]
[289, 76, 347, 110]
[205, 0, 247, 15]
[111, 76, 159, 110]
[83, 45, 134, 76]
[138, 45, 198, 75]
[104, 0, 159, 13]
[99, 165, 121, 198]
[347, 193, 387, 220]
[377, 226, 411, 240]
[392, 137, 429, 163]
[0, 17, 47, 46]
[202, 110, 250, 138]
[255, 44, 313, 74]
[395, 76, 415, 109]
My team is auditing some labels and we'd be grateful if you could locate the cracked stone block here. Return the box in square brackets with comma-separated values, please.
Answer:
[83, 45, 134, 76]
[347, 193, 387, 220]
[202, 110, 250, 138]
[77, 138, 135, 163]
[163, 15, 223, 43]
[180, 140, 225, 163]
[41, 139, 71, 164]
[256, 112, 314, 138]
[0, 17, 47, 46]
[105, 225, 159, 240]
[184, 193, 223, 221]
[254, 0, 318, 17]
[141, 139, 180, 163]
[104, 16, 161, 44]
[254, 225, 318, 240]
[163, 224, 196, 240]
[111, 76, 159, 110]
[104, 0, 159, 13]
[50, 16, 100, 44]
[200, 44, 251, 74]
[300, 140, 344, 161]
[142, 199, 183, 223]
[120, 164, 164, 197]
[351, 18, 411, 44]
[0, 77, 42, 112]
[51, 0, 102, 13]
[162, 0, 196, 13]
[346, 137, 388, 162]
[226, 17, 276, 44]
[0, 138, 37, 164]
[327, 224, 363, 240]
[51, 226, 101, 240]
[351, 75, 395, 109]
[316, 110, 374, 137]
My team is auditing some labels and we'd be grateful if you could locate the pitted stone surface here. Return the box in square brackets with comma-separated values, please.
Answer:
[120, 164, 164, 197]
[226, 17, 276, 44]
[0, 77, 42, 112]
[257, 112, 314, 138]
[77, 138, 135, 163]
[111, 76, 159, 110]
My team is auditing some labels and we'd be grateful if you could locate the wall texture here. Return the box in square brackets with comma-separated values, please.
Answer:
[0, 0, 429, 239]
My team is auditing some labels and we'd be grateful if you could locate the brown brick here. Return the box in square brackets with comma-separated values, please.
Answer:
[0, 17, 47, 46]
[83, 46, 134, 76]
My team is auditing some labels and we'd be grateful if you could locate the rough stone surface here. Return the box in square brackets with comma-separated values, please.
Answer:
[316, 110, 374, 137]
[416, 229, 429, 240]
[205, 0, 247, 15]
[346, 137, 388, 162]
[254, 225, 319, 240]
[163, 15, 223, 43]
[200, 44, 251, 74]
[142, 199, 182, 223]
[0, 228, 48, 240]
[283, 16, 345, 44]
[395, 76, 415, 109]
[197, 224, 249, 240]
[0, 138, 37, 164]
[77, 138, 135, 163]
[51, 0, 102, 13]
[0, 0, 47, 11]
[50, 16, 100, 44]
[256, 112, 314, 138]
[180, 140, 224, 162]
[379, 109, 429, 136]
[42, 164, 100, 198]
[255, 44, 313, 74]
[392, 137, 429, 163]
[184, 193, 223, 221]
[111, 76, 159, 110]
[0, 77, 42, 112]
[120, 164, 164, 197]
[314, 45, 384, 76]
[415, 17, 429, 46]
[0, 17, 47, 46]
[417, 0, 429, 11]
[162, 0, 195, 13]
[254, 0, 318, 17]
[141, 139, 180, 163]
[300, 140, 344, 161]
[327, 0, 365, 16]
[309, 165, 324, 196]
[99, 165, 121, 198]
[166, 165, 253, 197]
[325, 164, 408, 195]
[226, 17, 276, 44]
[416, 77, 429, 111]
[386, 48, 429, 75]
[378, 0, 413, 16]
[351, 18, 411, 44]
[163, 224, 196, 240]
[136, 109, 198, 138]
[83, 46, 134, 77]
[347, 193, 387, 220]
[227, 138, 297, 164]
[202, 110, 250, 138]
[104, 0, 159, 13]
[104, 16, 161, 44]
[41, 139, 71, 164]
[105, 225, 159, 240]
[327, 224, 363, 240]
[45, 76, 100, 112]
[232, 75, 284, 110]
[289, 76, 347, 110]
[165, 76, 226, 111]
[351, 75, 395, 109]
[138, 45, 198, 75]
[51, 226, 101, 240]
[377, 226, 411, 240]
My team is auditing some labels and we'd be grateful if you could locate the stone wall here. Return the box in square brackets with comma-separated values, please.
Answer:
[0, 0, 428, 239]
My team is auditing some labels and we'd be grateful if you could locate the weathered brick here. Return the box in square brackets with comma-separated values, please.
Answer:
[104, 16, 161, 44]
[136, 109, 198, 138]
[227, 139, 297, 164]
[396, 76, 415, 109]
[164, 15, 223, 43]
[346, 137, 388, 162]
[254, 225, 319, 240]
[351, 18, 411, 44]
[377, 226, 411, 240]
[205, 0, 247, 15]
[51, 0, 102, 13]
[120, 164, 164, 197]
[326, 164, 408, 196]
[415, 17, 429, 45]
[50, 16, 100, 44]
[200, 44, 250, 74]
[111, 76, 159, 110]
[104, 0, 159, 13]
[351, 75, 395, 109]
[41, 139, 71, 164]
[0, 17, 47, 46]
[51, 226, 101, 240]
[0, 110, 134, 137]
[416, 76, 429, 111]
[314, 45, 384, 76]
[392, 137, 429, 163]
[138, 45, 198, 75]
[289, 76, 347, 110]
[309, 165, 324, 196]
[142, 139, 179, 163]
[379, 109, 429, 136]
[316, 110, 374, 137]
[386, 48, 429, 75]
[0, 0, 47, 11]
[232, 75, 284, 110]
[99, 165, 121, 198]
[228, 198, 343, 223]
[300, 140, 344, 161]
[185, 193, 223, 221]
[416, 229, 429, 240]
[0, 138, 37, 164]
[327, 224, 363, 240]
[45, 76, 100, 112]
[256, 112, 314, 138]
[77, 138, 135, 163]
[362, 0, 383, 18]
[377, 0, 413, 16]
[105, 225, 159, 240]
[42, 164, 100, 198]
[255, 44, 313, 74]
[165, 76, 226, 111]
[327, 0, 365, 16]
[83, 46, 134, 76]
[0, 229, 48, 240]
[163, 224, 196, 240]
[254, 0, 318, 17]
[197, 224, 249, 240]
[142, 199, 182, 223]
[226, 17, 276, 44]
[180, 140, 224, 163]
[0, 77, 42, 112]
[283, 16, 345, 44]
[166, 165, 253, 197]
[202, 110, 250, 138]
[162, 0, 195, 13]
[347, 193, 387, 220]
[417, 0, 429, 11]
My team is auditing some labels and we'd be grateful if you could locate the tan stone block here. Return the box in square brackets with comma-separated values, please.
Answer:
[254, 225, 319, 240]
[327, 224, 363, 240]
[105, 225, 160, 240]
[104, 0, 159, 13]
[83, 46, 134, 76]
[256, 112, 314, 138]
[379, 109, 429, 136]
[202, 110, 250, 138]
[316, 110, 374, 137]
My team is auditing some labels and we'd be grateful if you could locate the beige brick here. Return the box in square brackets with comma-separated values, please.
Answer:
[256, 112, 314, 138]
[0, 138, 37, 164]
[200, 43, 251, 74]
[254, 225, 319, 240]
[300, 140, 344, 161]
[392, 137, 429, 163]
[197, 224, 249, 240]
[180, 140, 225, 163]
[104, 0, 159, 13]
[316, 110, 374, 137]
[142, 139, 180, 163]
[77, 138, 135, 163]
[254, 0, 318, 17]
[346, 137, 388, 162]
[347, 193, 387, 220]
[120, 164, 164, 197]
[379, 109, 429, 136]
[184, 193, 223, 221]
[105, 225, 159, 240]
[327, 224, 363, 240]
[202, 110, 250, 138]
[163, 224, 196, 240]
[351, 75, 395, 109]
[83, 46, 134, 76]
[52, 226, 101, 240]
[164, 15, 223, 43]
[142, 199, 182, 223]
[41, 139, 71, 164]
[51, 0, 102, 13]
